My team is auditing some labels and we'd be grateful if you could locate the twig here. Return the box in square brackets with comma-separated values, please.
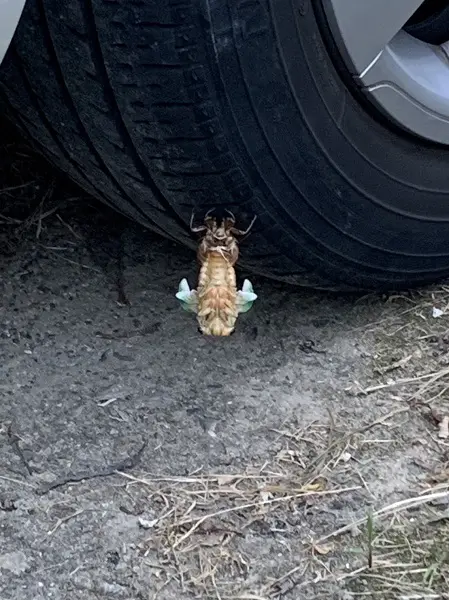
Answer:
[7, 422, 33, 475]
[303, 408, 408, 480]
[0, 181, 36, 194]
[47, 509, 84, 536]
[367, 509, 374, 569]
[0, 474, 35, 488]
[54, 255, 101, 273]
[263, 564, 309, 596]
[56, 213, 83, 240]
[355, 372, 444, 395]
[116, 234, 130, 306]
[36, 441, 146, 495]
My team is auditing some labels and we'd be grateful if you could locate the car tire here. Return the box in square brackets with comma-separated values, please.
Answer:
[1, 0, 449, 291]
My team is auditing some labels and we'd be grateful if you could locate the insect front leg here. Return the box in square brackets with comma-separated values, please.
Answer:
[230, 215, 257, 237]
[189, 210, 207, 234]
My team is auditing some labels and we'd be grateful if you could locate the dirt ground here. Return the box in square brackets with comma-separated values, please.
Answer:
[0, 130, 448, 600]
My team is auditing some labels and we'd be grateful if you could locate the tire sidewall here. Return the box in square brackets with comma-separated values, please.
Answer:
[207, 0, 449, 286]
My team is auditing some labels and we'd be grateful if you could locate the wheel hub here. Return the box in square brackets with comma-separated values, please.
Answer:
[322, 0, 449, 145]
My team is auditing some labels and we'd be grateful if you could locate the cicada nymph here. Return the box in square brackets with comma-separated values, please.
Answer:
[175, 210, 257, 335]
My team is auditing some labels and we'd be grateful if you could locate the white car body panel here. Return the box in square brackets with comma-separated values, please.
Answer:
[0, 0, 26, 65]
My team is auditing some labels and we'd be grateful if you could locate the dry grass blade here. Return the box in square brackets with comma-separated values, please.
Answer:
[354, 369, 449, 395]
[316, 488, 449, 545]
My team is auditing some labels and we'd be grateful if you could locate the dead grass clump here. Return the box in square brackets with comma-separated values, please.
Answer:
[349, 287, 449, 429]
[325, 286, 449, 599]
[115, 411, 419, 599]
[0, 123, 84, 256]
[118, 468, 357, 599]
[319, 483, 449, 599]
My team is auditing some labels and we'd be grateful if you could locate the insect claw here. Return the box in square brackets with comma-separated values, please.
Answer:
[190, 210, 207, 233]
[231, 214, 257, 237]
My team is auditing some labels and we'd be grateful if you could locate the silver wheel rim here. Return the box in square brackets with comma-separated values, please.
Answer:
[322, 0, 449, 145]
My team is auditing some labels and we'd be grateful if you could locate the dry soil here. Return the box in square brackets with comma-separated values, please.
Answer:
[0, 131, 448, 600]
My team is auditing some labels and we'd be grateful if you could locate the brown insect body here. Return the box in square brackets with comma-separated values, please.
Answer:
[193, 213, 255, 336]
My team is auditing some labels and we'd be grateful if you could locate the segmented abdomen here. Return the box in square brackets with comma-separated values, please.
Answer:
[197, 252, 238, 336]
